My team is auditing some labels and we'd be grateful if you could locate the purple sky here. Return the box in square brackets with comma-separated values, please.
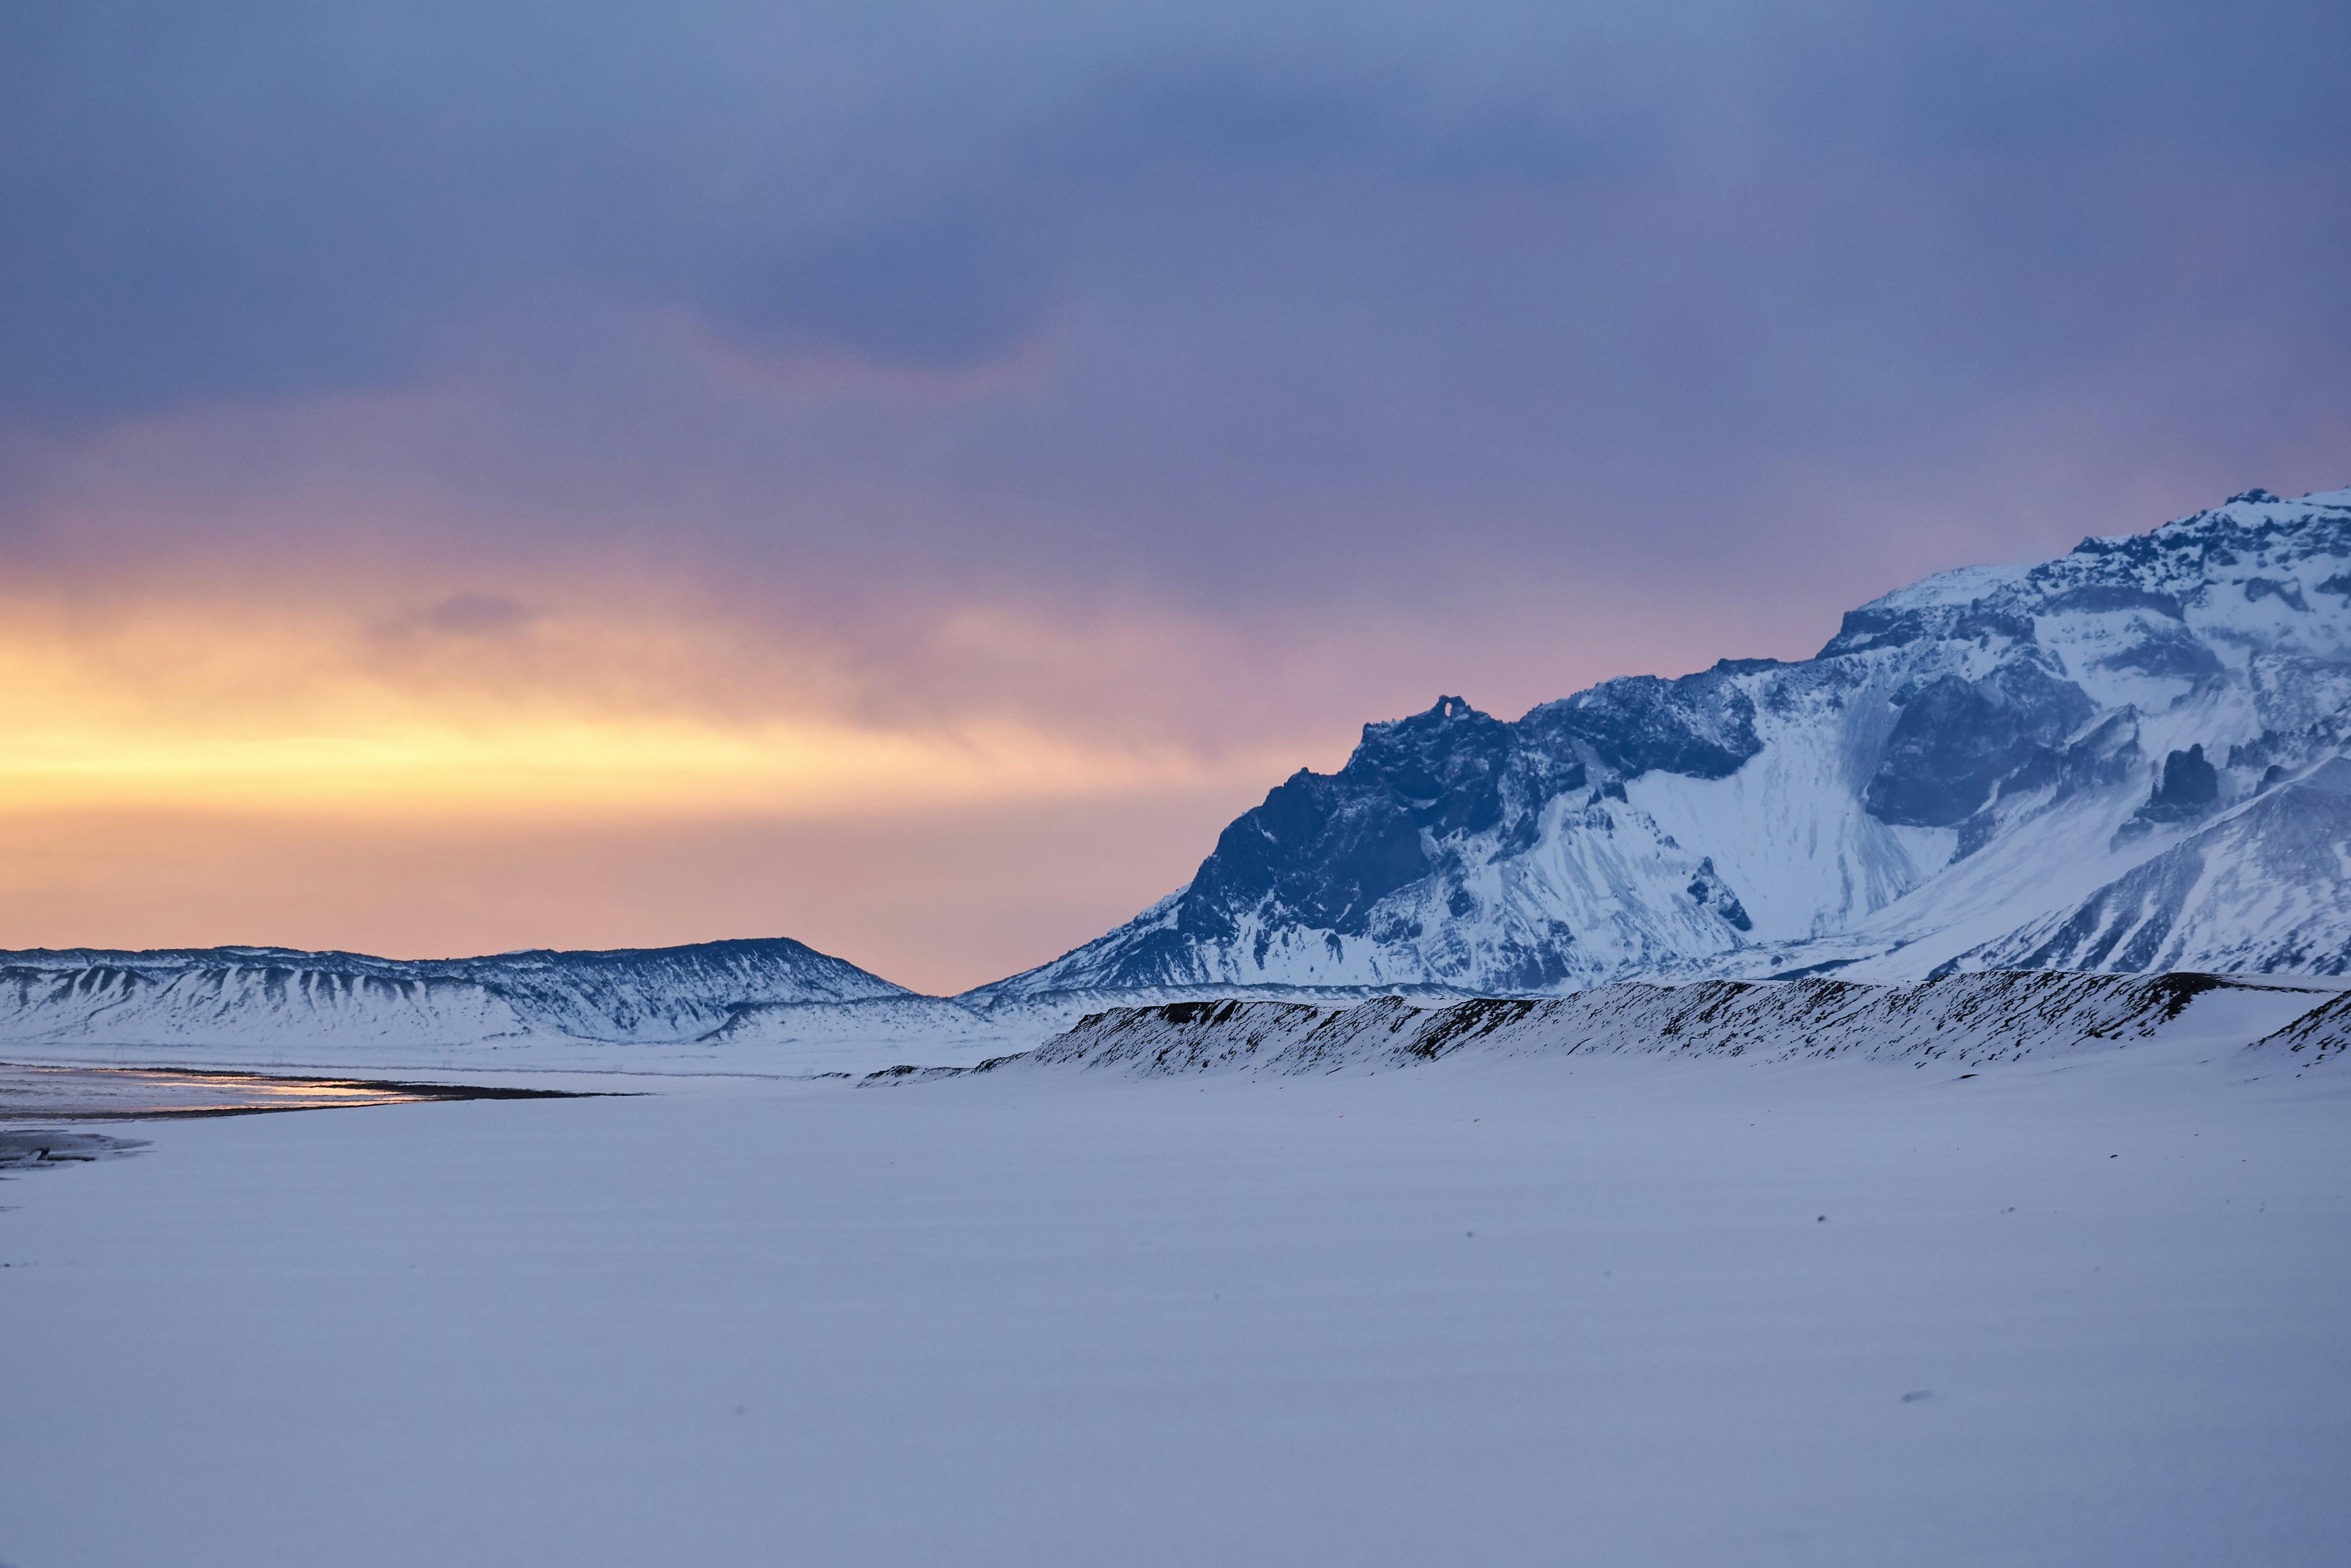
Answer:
[2, 1, 2346, 989]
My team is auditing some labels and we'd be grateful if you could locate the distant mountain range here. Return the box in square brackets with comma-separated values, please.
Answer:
[4, 484, 2347, 1054]
[0, 939, 918, 1048]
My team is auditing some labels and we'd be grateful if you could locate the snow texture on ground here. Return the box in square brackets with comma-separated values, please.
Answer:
[2, 1032, 2345, 1567]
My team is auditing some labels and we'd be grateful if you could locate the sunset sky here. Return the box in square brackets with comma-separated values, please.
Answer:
[4, 1, 2347, 991]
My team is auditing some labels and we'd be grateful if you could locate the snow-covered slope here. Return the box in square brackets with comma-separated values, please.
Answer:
[2255, 986, 2351, 1065]
[920, 969, 2341, 1082]
[973, 486, 2351, 1004]
[0, 938, 918, 1047]
[1949, 757, 2351, 974]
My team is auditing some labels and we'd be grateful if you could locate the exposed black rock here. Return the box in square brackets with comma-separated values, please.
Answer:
[2140, 745, 2221, 823]
[1175, 697, 1538, 943]
[2098, 622, 2224, 680]
[1863, 662, 2098, 827]
[1523, 669, 1763, 782]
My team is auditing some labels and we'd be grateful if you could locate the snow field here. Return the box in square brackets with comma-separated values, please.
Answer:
[2, 1039, 2346, 1567]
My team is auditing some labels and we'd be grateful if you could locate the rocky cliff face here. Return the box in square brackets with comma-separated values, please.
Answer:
[973, 486, 2351, 1002]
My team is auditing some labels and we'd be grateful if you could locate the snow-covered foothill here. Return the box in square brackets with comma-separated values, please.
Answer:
[878, 967, 2345, 1083]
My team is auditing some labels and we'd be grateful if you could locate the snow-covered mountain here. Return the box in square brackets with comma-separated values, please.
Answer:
[0, 937, 915, 1047]
[974, 486, 2351, 1004]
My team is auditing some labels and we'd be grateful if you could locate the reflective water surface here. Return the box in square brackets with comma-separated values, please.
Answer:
[0, 1061, 575, 1121]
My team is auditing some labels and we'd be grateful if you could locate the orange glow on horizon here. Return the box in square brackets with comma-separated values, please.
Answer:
[0, 590, 1292, 823]
[0, 584, 1309, 985]
[0, 713, 1261, 819]
[0, 572, 1419, 982]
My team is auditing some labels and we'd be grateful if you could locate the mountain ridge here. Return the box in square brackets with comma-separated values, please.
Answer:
[872, 968, 2347, 1085]
[0, 936, 913, 1047]
[970, 484, 2351, 1004]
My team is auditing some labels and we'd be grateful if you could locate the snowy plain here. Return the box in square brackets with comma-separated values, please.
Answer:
[3, 1015, 2347, 1567]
